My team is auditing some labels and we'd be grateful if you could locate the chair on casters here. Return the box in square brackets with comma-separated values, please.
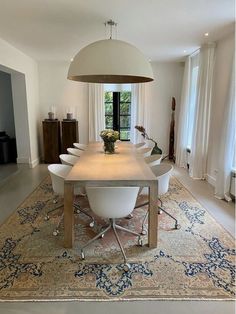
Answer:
[59, 154, 79, 166]
[73, 143, 87, 151]
[67, 148, 84, 157]
[135, 163, 180, 235]
[46, 164, 95, 236]
[80, 187, 143, 271]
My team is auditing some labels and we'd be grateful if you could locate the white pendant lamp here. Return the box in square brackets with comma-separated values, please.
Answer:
[68, 20, 154, 84]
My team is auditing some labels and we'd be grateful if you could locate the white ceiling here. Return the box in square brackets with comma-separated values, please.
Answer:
[0, 0, 234, 62]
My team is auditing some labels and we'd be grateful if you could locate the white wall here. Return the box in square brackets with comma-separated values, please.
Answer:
[0, 71, 15, 137]
[38, 61, 89, 157]
[0, 38, 39, 167]
[207, 32, 235, 185]
[146, 62, 184, 155]
[38, 61, 183, 157]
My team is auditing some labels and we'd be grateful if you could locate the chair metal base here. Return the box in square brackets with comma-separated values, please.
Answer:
[80, 218, 143, 270]
[135, 200, 180, 234]
[45, 199, 95, 235]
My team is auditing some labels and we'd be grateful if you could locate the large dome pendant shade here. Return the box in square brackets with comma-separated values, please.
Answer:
[67, 39, 154, 83]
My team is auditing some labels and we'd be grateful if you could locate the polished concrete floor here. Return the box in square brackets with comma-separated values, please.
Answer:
[0, 163, 235, 314]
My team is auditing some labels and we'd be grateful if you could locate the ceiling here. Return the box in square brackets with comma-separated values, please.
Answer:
[0, 0, 234, 62]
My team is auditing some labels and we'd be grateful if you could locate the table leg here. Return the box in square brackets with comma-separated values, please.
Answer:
[148, 181, 158, 248]
[64, 182, 74, 248]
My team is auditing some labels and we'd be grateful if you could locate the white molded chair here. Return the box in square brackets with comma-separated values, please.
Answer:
[134, 142, 146, 149]
[67, 147, 84, 157]
[59, 154, 79, 166]
[73, 143, 88, 151]
[137, 147, 152, 158]
[80, 187, 142, 271]
[135, 163, 180, 234]
[144, 154, 162, 167]
[46, 164, 94, 235]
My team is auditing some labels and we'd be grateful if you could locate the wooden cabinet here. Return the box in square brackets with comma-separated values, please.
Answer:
[61, 120, 79, 153]
[42, 120, 60, 163]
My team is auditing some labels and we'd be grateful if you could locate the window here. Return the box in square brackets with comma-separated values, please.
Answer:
[104, 91, 131, 140]
[187, 53, 199, 150]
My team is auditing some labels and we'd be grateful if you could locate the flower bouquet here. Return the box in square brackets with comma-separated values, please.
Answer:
[100, 129, 119, 154]
[135, 125, 162, 155]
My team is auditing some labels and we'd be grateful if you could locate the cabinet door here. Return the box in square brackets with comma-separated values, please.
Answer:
[61, 121, 79, 153]
[43, 121, 60, 163]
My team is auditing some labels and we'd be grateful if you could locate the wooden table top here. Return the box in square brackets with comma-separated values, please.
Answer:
[65, 141, 156, 185]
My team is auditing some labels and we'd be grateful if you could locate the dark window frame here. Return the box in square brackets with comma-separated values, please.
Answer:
[104, 91, 131, 141]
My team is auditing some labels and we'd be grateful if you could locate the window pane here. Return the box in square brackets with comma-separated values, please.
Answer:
[105, 116, 113, 128]
[120, 103, 131, 115]
[120, 130, 130, 140]
[120, 91, 131, 102]
[105, 91, 113, 102]
[120, 116, 130, 128]
[105, 103, 113, 115]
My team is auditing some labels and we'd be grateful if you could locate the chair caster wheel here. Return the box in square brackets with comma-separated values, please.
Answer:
[158, 209, 163, 214]
[53, 199, 57, 204]
[175, 224, 181, 230]
[76, 209, 80, 214]
[100, 233, 105, 238]
[89, 221, 95, 228]
[138, 237, 143, 246]
[52, 229, 59, 236]
[125, 214, 133, 219]
[44, 215, 49, 221]
[141, 229, 147, 235]
[123, 263, 131, 272]
[81, 251, 85, 260]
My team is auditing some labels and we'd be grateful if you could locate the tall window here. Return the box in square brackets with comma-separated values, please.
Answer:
[187, 53, 199, 150]
[104, 91, 131, 140]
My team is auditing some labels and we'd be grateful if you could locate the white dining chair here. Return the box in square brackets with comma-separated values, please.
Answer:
[73, 143, 88, 151]
[137, 147, 152, 158]
[67, 147, 84, 157]
[80, 186, 143, 271]
[145, 154, 162, 167]
[59, 154, 79, 166]
[135, 163, 180, 234]
[46, 164, 94, 236]
[134, 142, 146, 149]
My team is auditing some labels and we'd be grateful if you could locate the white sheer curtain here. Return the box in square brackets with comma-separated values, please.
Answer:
[130, 83, 149, 144]
[215, 57, 235, 201]
[189, 43, 216, 179]
[176, 56, 191, 168]
[88, 83, 105, 141]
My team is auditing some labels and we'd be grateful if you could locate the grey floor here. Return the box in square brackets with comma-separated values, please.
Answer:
[0, 163, 235, 314]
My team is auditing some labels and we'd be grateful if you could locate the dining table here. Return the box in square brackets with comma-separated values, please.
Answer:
[63, 141, 158, 248]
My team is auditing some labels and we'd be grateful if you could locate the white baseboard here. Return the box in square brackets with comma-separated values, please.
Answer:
[206, 174, 216, 187]
[29, 158, 40, 168]
[17, 157, 30, 164]
[17, 157, 40, 168]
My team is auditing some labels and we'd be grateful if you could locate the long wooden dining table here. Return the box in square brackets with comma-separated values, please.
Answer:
[63, 141, 158, 248]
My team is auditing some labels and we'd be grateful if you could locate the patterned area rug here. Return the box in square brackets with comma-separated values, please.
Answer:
[0, 176, 235, 301]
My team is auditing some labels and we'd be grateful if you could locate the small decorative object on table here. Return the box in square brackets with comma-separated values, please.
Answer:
[100, 129, 119, 154]
[135, 125, 162, 155]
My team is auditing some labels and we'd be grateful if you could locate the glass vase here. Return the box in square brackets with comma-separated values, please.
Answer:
[103, 141, 115, 154]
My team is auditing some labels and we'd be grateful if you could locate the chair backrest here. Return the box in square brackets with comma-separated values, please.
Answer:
[67, 148, 84, 157]
[59, 154, 79, 166]
[150, 164, 173, 196]
[86, 187, 139, 219]
[134, 142, 146, 149]
[137, 147, 152, 157]
[73, 143, 87, 151]
[145, 154, 162, 167]
[48, 164, 72, 195]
